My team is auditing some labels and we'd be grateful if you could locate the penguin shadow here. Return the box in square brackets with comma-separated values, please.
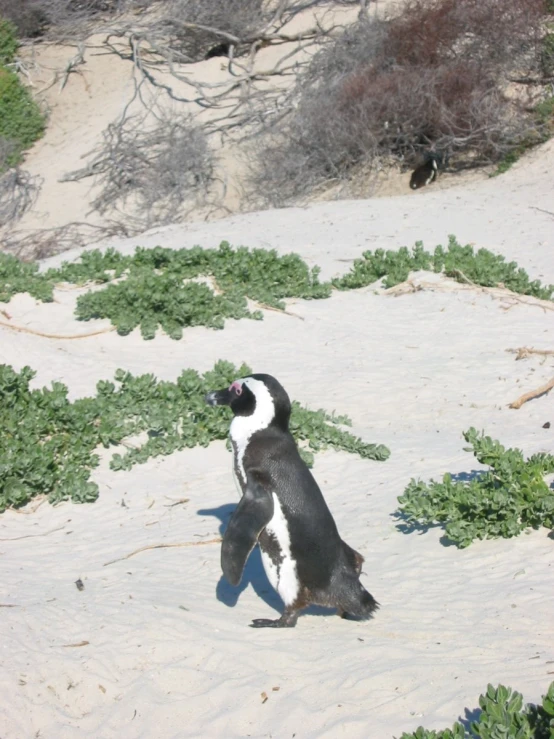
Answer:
[197, 503, 336, 620]
[197, 503, 281, 612]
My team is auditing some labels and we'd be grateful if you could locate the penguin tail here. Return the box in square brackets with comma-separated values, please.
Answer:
[337, 576, 379, 621]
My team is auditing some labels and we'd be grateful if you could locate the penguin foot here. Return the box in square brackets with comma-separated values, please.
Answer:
[250, 611, 298, 628]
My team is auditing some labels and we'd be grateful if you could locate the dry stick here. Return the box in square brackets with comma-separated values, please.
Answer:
[383, 277, 554, 312]
[254, 301, 305, 320]
[103, 538, 222, 567]
[507, 347, 554, 361]
[509, 377, 554, 409]
[62, 641, 90, 648]
[0, 319, 115, 340]
[530, 206, 554, 218]
[0, 525, 66, 541]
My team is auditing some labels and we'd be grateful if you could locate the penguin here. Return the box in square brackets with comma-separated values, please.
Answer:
[205, 373, 379, 628]
[204, 42, 232, 60]
[409, 154, 439, 190]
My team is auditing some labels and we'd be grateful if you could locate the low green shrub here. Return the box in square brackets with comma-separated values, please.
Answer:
[398, 681, 554, 739]
[0, 18, 18, 65]
[1, 238, 552, 339]
[0, 361, 390, 512]
[397, 428, 554, 548]
[61, 243, 331, 339]
[333, 235, 554, 299]
[0, 66, 45, 170]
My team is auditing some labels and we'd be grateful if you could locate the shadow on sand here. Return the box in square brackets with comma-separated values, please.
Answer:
[197, 502, 337, 622]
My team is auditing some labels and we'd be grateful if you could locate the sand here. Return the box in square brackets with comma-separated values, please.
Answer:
[1, 128, 554, 738]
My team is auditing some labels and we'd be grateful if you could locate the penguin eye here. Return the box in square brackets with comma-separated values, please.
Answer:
[229, 381, 243, 396]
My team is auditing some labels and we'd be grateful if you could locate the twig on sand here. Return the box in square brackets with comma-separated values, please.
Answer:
[509, 377, 554, 409]
[61, 640, 90, 648]
[383, 280, 423, 296]
[0, 525, 66, 541]
[251, 300, 305, 320]
[0, 319, 115, 339]
[507, 347, 554, 361]
[382, 277, 554, 312]
[530, 205, 554, 218]
[103, 538, 222, 566]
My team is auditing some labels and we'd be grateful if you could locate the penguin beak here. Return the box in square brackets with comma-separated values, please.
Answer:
[205, 388, 233, 406]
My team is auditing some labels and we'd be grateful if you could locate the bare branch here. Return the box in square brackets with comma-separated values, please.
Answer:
[0, 167, 42, 227]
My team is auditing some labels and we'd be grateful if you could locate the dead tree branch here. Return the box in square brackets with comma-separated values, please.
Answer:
[0, 168, 42, 227]
[509, 377, 554, 409]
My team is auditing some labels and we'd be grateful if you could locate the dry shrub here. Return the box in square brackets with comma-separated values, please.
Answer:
[0, 0, 141, 39]
[1, 221, 128, 260]
[249, 0, 553, 205]
[73, 108, 214, 229]
[0, 167, 41, 227]
[159, 0, 268, 61]
[386, 0, 546, 69]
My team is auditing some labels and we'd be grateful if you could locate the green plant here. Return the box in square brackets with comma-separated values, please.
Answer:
[0, 251, 54, 302]
[333, 235, 554, 299]
[0, 66, 45, 170]
[398, 681, 554, 739]
[64, 243, 331, 338]
[0, 18, 18, 65]
[1, 239, 552, 339]
[397, 428, 554, 548]
[0, 361, 390, 512]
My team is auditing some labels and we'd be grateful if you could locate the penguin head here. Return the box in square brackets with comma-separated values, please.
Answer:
[205, 373, 291, 430]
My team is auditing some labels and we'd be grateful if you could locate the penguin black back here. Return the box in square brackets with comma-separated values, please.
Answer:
[410, 155, 438, 190]
[205, 373, 379, 628]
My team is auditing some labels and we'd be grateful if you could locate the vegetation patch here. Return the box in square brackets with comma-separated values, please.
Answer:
[398, 680, 554, 739]
[250, 0, 554, 205]
[0, 18, 45, 172]
[0, 18, 18, 65]
[332, 235, 554, 299]
[1, 238, 552, 338]
[0, 360, 390, 512]
[0, 242, 330, 338]
[396, 428, 554, 548]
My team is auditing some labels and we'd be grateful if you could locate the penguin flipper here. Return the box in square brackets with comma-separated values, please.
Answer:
[222, 471, 274, 587]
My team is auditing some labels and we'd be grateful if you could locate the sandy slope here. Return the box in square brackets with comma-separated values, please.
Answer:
[0, 142, 554, 738]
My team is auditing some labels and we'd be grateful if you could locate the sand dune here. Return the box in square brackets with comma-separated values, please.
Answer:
[1, 133, 553, 737]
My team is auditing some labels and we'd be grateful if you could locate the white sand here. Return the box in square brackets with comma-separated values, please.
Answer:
[1, 139, 554, 738]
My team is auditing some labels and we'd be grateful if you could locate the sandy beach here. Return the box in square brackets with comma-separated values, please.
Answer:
[1, 127, 554, 737]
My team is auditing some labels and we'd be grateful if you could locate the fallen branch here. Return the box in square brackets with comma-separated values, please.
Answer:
[0, 320, 115, 340]
[381, 276, 554, 312]
[530, 206, 554, 218]
[509, 377, 554, 409]
[0, 525, 66, 541]
[253, 301, 305, 320]
[507, 347, 554, 361]
[61, 640, 90, 648]
[103, 537, 222, 566]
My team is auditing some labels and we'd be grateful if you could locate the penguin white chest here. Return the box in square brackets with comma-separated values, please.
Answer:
[260, 494, 300, 606]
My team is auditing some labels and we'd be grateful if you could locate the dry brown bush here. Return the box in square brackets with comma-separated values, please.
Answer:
[0, 0, 142, 39]
[62, 107, 214, 230]
[248, 0, 554, 206]
[0, 137, 41, 226]
[161, 0, 268, 61]
[0, 167, 41, 226]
